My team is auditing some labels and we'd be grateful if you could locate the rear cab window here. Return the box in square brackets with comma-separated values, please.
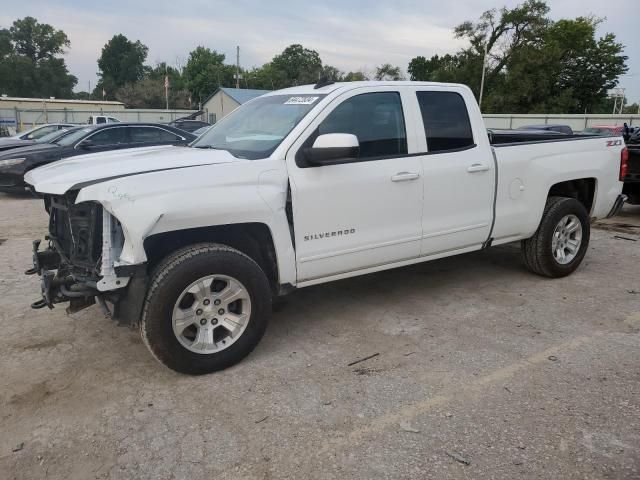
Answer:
[416, 91, 474, 153]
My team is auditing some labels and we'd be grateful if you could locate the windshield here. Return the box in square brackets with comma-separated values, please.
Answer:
[192, 94, 325, 159]
[54, 127, 94, 146]
[19, 125, 60, 140]
[36, 127, 79, 144]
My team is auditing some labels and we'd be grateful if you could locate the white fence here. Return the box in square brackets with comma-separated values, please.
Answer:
[483, 114, 640, 131]
[0, 108, 199, 134]
[2, 108, 639, 135]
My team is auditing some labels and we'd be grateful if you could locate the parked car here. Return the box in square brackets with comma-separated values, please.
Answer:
[0, 123, 75, 146]
[25, 81, 626, 374]
[581, 125, 624, 136]
[168, 119, 211, 133]
[0, 125, 80, 153]
[517, 124, 573, 135]
[191, 126, 210, 136]
[0, 123, 195, 193]
[88, 115, 120, 124]
[622, 129, 640, 204]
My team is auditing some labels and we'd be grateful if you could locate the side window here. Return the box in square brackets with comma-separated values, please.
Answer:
[129, 127, 181, 143]
[96, 117, 106, 124]
[87, 128, 126, 146]
[316, 92, 407, 160]
[416, 91, 474, 152]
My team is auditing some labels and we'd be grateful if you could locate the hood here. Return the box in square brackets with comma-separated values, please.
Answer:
[0, 139, 36, 151]
[0, 142, 59, 158]
[25, 145, 241, 195]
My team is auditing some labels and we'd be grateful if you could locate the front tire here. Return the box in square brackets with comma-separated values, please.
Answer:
[521, 196, 590, 278]
[141, 243, 271, 375]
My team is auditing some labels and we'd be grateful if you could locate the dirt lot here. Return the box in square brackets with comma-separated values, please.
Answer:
[0, 193, 639, 480]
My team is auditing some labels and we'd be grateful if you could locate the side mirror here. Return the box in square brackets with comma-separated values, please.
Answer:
[78, 139, 94, 149]
[305, 133, 359, 165]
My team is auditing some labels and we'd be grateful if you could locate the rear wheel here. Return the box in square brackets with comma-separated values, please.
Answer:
[522, 196, 590, 278]
[141, 243, 271, 374]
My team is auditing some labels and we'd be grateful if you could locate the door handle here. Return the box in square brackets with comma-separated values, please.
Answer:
[467, 163, 490, 173]
[391, 172, 420, 182]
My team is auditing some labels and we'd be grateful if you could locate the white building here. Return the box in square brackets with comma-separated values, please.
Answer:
[201, 88, 270, 124]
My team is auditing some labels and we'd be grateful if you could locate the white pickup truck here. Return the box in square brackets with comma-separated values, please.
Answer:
[25, 81, 628, 374]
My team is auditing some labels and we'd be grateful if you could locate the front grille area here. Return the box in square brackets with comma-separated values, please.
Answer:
[46, 193, 103, 275]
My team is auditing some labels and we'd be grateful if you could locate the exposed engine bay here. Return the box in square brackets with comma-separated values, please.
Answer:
[27, 192, 131, 318]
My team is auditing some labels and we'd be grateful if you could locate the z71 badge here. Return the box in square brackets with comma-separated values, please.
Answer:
[606, 139, 623, 147]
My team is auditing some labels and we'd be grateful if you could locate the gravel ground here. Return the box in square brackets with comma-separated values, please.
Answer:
[0, 193, 639, 480]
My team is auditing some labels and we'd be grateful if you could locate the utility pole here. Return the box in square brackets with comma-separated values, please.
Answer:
[236, 46, 240, 89]
[479, 41, 488, 110]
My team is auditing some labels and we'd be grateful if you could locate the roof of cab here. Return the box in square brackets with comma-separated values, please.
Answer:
[263, 81, 468, 96]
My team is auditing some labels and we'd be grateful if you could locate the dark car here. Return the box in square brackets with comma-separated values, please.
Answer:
[627, 128, 640, 148]
[0, 125, 80, 153]
[517, 124, 573, 135]
[623, 130, 640, 204]
[0, 123, 195, 193]
[167, 119, 211, 133]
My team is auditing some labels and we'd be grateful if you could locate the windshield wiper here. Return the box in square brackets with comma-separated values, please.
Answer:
[194, 145, 229, 150]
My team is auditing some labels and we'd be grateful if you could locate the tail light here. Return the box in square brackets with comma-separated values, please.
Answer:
[620, 147, 629, 181]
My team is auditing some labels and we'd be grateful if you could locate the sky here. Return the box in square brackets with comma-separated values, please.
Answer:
[2, 0, 639, 103]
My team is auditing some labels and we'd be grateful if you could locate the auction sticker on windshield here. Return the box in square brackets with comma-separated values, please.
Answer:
[284, 96, 319, 105]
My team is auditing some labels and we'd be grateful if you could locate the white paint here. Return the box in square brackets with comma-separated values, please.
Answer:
[25, 81, 625, 293]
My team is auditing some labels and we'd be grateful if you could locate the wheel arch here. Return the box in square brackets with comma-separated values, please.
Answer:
[547, 177, 597, 215]
[143, 223, 280, 294]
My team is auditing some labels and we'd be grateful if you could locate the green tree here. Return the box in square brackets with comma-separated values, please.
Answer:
[183, 47, 235, 104]
[319, 65, 343, 81]
[270, 44, 322, 86]
[623, 103, 639, 114]
[115, 77, 190, 109]
[343, 71, 369, 81]
[0, 28, 12, 57]
[73, 91, 92, 100]
[147, 62, 186, 91]
[0, 17, 76, 97]
[545, 18, 627, 112]
[408, 54, 464, 81]
[374, 64, 405, 81]
[95, 34, 148, 98]
[406, 1, 628, 114]
[244, 64, 279, 90]
[9, 16, 70, 61]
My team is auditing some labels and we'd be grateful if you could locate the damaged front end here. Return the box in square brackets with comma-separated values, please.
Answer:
[27, 191, 145, 325]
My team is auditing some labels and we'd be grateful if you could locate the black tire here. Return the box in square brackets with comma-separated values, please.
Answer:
[521, 196, 590, 278]
[141, 243, 271, 375]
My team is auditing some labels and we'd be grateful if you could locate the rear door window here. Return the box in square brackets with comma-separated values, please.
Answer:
[129, 126, 182, 143]
[416, 92, 474, 152]
[87, 127, 126, 146]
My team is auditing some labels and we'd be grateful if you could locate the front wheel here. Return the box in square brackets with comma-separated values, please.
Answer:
[140, 243, 271, 375]
[521, 196, 590, 278]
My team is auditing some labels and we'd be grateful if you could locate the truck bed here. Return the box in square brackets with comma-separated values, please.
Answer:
[490, 134, 624, 244]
